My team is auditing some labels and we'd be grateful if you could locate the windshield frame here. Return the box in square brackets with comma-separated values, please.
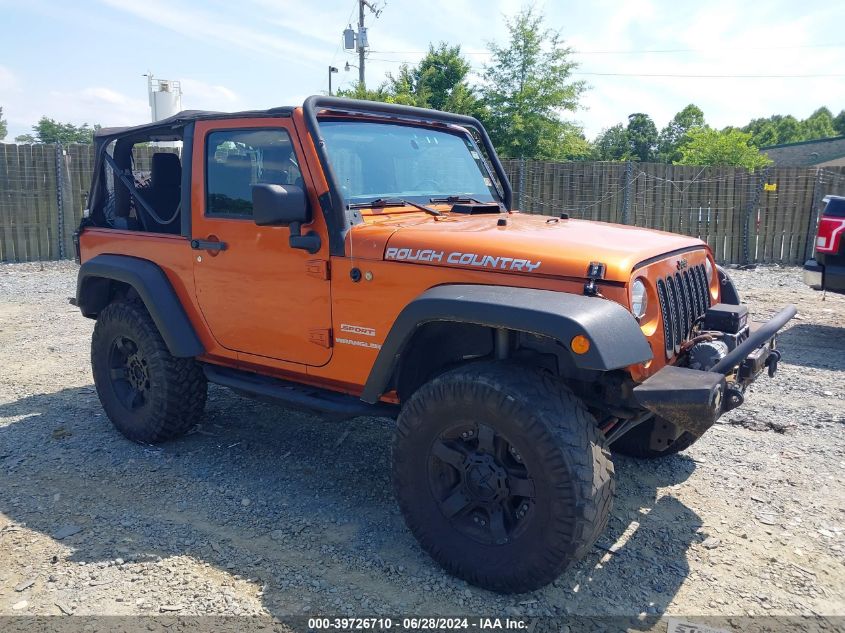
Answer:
[303, 95, 514, 256]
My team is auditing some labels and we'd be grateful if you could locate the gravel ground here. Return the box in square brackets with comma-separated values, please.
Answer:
[0, 261, 842, 620]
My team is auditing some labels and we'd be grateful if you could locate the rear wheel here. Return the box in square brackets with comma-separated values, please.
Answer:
[392, 362, 614, 593]
[610, 416, 697, 459]
[91, 300, 207, 443]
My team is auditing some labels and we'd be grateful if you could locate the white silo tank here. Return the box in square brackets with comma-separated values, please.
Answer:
[148, 76, 182, 122]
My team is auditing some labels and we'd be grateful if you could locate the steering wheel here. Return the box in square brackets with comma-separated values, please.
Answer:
[412, 178, 441, 191]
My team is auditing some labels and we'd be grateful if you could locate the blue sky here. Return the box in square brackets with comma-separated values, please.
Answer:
[1, 0, 843, 141]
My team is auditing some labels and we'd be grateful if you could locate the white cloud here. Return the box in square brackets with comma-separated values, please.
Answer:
[98, 0, 328, 65]
[180, 79, 241, 111]
[555, 0, 845, 137]
[0, 65, 20, 94]
[47, 87, 149, 127]
[4, 0, 844, 142]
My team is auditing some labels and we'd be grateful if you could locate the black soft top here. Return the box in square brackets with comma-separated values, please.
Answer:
[94, 106, 294, 146]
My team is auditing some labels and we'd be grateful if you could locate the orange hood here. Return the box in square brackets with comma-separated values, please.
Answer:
[365, 212, 707, 283]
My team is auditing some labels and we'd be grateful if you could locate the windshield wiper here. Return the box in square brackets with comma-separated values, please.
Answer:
[349, 197, 441, 216]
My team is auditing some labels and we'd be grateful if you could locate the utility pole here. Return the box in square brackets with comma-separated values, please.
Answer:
[343, 1, 381, 90]
[358, 0, 366, 88]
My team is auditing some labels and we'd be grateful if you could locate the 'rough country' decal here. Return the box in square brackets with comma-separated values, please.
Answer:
[385, 248, 541, 272]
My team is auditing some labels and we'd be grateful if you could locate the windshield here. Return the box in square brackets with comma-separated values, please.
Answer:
[319, 120, 500, 205]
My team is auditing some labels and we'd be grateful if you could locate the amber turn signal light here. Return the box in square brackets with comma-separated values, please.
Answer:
[571, 335, 591, 355]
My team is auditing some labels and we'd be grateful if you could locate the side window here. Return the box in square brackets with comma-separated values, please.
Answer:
[205, 128, 302, 217]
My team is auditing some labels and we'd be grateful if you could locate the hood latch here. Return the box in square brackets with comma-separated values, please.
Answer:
[584, 261, 606, 297]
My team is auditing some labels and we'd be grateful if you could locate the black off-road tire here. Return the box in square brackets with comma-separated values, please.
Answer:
[392, 362, 614, 593]
[610, 416, 697, 459]
[91, 300, 207, 443]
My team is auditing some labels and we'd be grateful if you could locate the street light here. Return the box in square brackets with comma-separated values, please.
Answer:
[328, 65, 339, 96]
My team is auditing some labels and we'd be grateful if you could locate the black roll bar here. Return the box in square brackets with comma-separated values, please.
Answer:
[302, 96, 514, 256]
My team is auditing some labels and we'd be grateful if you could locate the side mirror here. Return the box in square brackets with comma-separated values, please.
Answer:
[252, 183, 309, 226]
[251, 184, 321, 253]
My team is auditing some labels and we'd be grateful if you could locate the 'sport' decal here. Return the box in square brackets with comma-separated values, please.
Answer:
[340, 324, 376, 337]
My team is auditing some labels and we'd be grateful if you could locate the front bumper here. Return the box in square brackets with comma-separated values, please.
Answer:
[633, 304, 796, 438]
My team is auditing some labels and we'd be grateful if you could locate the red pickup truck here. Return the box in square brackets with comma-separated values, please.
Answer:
[804, 195, 845, 294]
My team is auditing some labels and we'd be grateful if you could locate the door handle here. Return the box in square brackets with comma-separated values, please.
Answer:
[191, 239, 227, 252]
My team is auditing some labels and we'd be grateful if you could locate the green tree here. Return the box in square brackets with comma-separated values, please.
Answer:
[743, 117, 779, 147]
[14, 117, 99, 144]
[676, 127, 771, 169]
[404, 43, 478, 114]
[658, 104, 705, 162]
[801, 107, 836, 140]
[773, 115, 802, 144]
[626, 113, 658, 162]
[479, 6, 586, 159]
[834, 110, 845, 136]
[0, 107, 7, 141]
[335, 83, 395, 102]
[745, 110, 841, 145]
[338, 43, 479, 115]
[593, 124, 631, 161]
[540, 121, 593, 160]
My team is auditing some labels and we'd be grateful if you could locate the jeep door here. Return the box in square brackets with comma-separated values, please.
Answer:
[190, 118, 332, 366]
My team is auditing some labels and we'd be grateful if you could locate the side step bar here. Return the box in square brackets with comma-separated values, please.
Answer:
[202, 364, 399, 420]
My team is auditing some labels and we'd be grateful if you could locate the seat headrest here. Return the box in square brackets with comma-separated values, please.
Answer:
[223, 155, 254, 170]
[151, 153, 182, 187]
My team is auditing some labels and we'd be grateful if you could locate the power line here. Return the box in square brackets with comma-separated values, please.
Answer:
[570, 43, 845, 54]
[369, 43, 845, 56]
[573, 72, 845, 78]
[364, 57, 845, 79]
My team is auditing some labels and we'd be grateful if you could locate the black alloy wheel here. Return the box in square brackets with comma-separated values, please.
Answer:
[107, 335, 151, 412]
[428, 422, 535, 546]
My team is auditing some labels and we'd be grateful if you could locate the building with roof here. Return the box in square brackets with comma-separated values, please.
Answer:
[761, 136, 845, 167]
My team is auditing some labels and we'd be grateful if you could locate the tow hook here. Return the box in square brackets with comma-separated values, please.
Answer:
[766, 349, 782, 378]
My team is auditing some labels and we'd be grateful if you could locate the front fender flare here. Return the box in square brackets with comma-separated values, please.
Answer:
[717, 265, 741, 305]
[76, 254, 204, 358]
[360, 284, 652, 403]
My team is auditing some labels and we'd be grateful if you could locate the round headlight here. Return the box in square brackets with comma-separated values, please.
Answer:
[705, 258, 714, 284]
[631, 278, 647, 318]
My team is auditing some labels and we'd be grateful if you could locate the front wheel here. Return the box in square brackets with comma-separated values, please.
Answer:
[392, 362, 614, 593]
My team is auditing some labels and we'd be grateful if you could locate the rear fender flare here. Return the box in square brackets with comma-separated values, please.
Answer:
[76, 254, 204, 358]
[360, 284, 652, 403]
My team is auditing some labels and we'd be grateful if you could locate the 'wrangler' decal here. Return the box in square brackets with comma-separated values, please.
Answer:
[385, 247, 541, 272]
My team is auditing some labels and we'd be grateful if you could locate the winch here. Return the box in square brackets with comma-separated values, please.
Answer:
[688, 339, 729, 371]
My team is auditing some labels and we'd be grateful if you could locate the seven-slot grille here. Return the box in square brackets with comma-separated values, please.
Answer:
[655, 263, 711, 358]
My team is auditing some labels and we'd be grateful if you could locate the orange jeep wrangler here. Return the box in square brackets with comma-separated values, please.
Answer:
[74, 96, 795, 593]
